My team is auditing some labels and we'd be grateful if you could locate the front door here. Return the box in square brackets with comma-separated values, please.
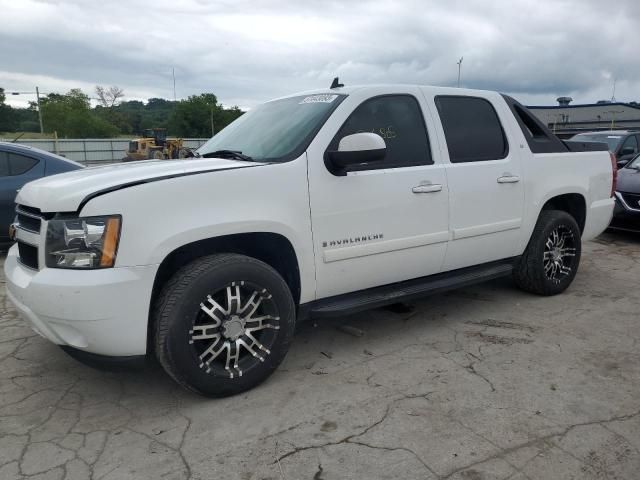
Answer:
[430, 94, 524, 271]
[307, 89, 449, 299]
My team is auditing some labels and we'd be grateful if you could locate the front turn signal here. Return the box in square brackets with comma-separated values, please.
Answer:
[100, 217, 121, 267]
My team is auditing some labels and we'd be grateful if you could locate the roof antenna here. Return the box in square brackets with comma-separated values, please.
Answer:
[330, 77, 344, 89]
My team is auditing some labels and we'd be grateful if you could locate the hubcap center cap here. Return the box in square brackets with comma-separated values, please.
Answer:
[552, 248, 562, 261]
[222, 315, 245, 340]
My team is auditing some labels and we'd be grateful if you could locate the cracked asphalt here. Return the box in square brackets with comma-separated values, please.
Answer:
[1, 231, 639, 480]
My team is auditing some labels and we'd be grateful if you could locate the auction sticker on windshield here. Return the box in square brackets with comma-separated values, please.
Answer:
[299, 94, 338, 104]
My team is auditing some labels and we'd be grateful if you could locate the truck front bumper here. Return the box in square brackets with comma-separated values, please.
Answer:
[610, 194, 640, 232]
[4, 244, 158, 356]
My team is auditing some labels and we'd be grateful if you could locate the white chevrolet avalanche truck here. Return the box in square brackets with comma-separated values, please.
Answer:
[5, 84, 616, 397]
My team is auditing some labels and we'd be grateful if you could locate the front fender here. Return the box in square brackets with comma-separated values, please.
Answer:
[80, 157, 317, 302]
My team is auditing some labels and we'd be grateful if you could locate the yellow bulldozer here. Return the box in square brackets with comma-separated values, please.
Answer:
[123, 128, 194, 161]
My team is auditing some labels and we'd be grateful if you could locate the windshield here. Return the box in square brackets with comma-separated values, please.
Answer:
[570, 134, 623, 151]
[198, 94, 346, 162]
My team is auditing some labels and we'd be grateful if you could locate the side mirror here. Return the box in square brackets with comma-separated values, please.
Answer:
[326, 133, 386, 175]
[617, 159, 630, 168]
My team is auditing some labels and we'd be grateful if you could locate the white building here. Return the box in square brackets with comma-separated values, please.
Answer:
[528, 99, 640, 138]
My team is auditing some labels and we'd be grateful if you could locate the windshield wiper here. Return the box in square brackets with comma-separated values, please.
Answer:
[202, 150, 254, 162]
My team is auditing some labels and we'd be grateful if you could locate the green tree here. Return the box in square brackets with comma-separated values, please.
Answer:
[0, 92, 39, 133]
[0, 87, 14, 132]
[12, 102, 39, 133]
[95, 105, 133, 134]
[113, 100, 145, 133]
[220, 106, 243, 130]
[40, 89, 118, 137]
[169, 94, 243, 137]
[2, 88, 243, 137]
[141, 98, 176, 131]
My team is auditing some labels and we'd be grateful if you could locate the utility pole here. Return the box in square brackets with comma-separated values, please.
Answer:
[210, 107, 215, 136]
[172, 68, 176, 102]
[35, 86, 44, 134]
[457, 57, 464, 88]
[605, 109, 623, 129]
[9, 89, 45, 133]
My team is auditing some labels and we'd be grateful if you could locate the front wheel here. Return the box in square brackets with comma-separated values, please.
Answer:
[513, 210, 582, 296]
[154, 254, 296, 397]
[149, 149, 165, 160]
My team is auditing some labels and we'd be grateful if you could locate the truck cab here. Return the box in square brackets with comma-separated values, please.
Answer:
[5, 84, 615, 397]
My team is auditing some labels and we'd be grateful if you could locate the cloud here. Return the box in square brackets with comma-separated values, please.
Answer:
[1, 0, 638, 108]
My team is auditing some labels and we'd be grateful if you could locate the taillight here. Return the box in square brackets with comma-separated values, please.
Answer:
[610, 152, 617, 197]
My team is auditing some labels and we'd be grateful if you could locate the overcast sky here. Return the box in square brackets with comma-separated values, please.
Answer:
[1, 0, 638, 109]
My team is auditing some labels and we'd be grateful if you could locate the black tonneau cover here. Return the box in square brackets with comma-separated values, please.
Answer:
[563, 140, 609, 152]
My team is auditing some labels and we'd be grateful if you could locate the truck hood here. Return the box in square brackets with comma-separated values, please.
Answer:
[16, 158, 261, 213]
[617, 167, 640, 193]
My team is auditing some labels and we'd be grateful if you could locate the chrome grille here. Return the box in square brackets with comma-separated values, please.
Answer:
[16, 205, 43, 233]
[15, 204, 45, 269]
[621, 192, 640, 210]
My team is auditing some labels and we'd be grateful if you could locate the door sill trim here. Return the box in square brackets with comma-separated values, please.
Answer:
[452, 218, 521, 240]
[299, 257, 518, 320]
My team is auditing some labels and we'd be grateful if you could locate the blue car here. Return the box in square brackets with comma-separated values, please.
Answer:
[0, 142, 83, 244]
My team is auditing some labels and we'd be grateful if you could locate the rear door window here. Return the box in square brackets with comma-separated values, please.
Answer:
[7, 153, 39, 176]
[0, 152, 9, 176]
[435, 96, 508, 163]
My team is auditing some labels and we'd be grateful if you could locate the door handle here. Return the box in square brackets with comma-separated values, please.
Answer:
[412, 183, 443, 194]
[497, 175, 520, 184]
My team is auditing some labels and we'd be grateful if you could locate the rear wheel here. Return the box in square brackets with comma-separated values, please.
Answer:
[514, 210, 581, 296]
[154, 254, 296, 397]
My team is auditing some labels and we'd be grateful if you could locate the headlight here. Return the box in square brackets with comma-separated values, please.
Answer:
[46, 215, 121, 269]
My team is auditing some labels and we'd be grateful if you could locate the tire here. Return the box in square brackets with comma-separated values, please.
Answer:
[154, 254, 296, 397]
[513, 210, 582, 296]
[149, 149, 165, 160]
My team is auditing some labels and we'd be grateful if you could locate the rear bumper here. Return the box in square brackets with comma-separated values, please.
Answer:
[583, 197, 615, 241]
[4, 244, 158, 356]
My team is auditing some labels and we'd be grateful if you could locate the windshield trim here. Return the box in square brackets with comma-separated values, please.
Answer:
[197, 93, 348, 164]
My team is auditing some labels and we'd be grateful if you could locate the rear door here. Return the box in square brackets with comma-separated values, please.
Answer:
[307, 89, 449, 299]
[430, 94, 525, 271]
